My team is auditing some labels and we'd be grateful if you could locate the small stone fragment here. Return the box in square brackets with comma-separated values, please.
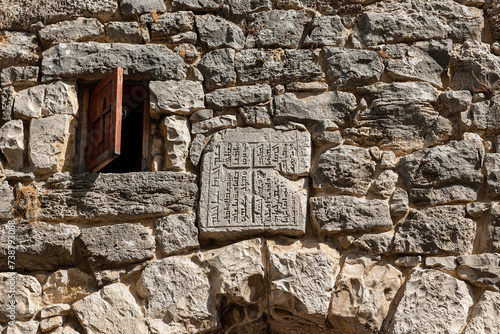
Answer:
[40, 304, 71, 319]
[1, 86, 15, 121]
[390, 188, 409, 217]
[441, 90, 472, 114]
[353, 232, 394, 254]
[371, 170, 398, 198]
[160, 115, 191, 171]
[457, 253, 500, 291]
[190, 109, 213, 122]
[485, 153, 500, 198]
[466, 202, 491, 217]
[150, 80, 205, 116]
[40, 316, 63, 333]
[286, 81, 328, 92]
[240, 104, 272, 128]
[312, 131, 343, 147]
[395, 256, 421, 268]
[155, 213, 199, 256]
[380, 151, 397, 169]
[0, 181, 13, 220]
[0, 120, 24, 170]
[189, 133, 207, 166]
[191, 115, 237, 134]
[42, 268, 96, 305]
[425, 256, 457, 273]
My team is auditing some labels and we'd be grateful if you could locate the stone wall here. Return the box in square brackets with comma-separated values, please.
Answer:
[1, 0, 500, 333]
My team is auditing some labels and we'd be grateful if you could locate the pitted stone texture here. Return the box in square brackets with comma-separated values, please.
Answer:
[1, 86, 15, 122]
[13, 85, 45, 120]
[235, 49, 324, 84]
[310, 196, 392, 234]
[40, 304, 71, 319]
[463, 290, 500, 334]
[322, 47, 384, 90]
[160, 115, 191, 171]
[384, 269, 474, 334]
[137, 256, 217, 334]
[79, 223, 155, 270]
[227, 0, 271, 16]
[206, 84, 272, 109]
[357, 0, 483, 46]
[390, 188, 409, 217]
[347, 82, 451, 153]
[155, 213, 199, 256]
[247, 10, 311, 49]
[1, 66, 38, 88]
[198, 48, 236, 91]
[40, 316, 63, 332]
[105, 21, 147, 43]
[196, 15, 245, 50]
[392, 206, 476, 256]
[42, 268, 96, 305]
[383, 40, 452, 89]
[28, 115, 77, 175]
[457, 253, 500, 291]
[199, 128, 310, 240]
[172, 0, 224, 12]
[441, 89, 472, 114]
[121, 0, 166, 17]
[399, 134, 484, 205]
[189, 134, 207, 166]
[268, 239, 340, 326]
[4, 320, 39, 334]
[0, 32, 39, 70]
[0, 181, 13, 220]
[311, 145, 376, 196]
[142, 11, 195, 42]
[42, 42, 186, 81]
[38, 18, 105, 47]
[486, 153, 500, 198]
[150, 80, 204, 116]
[425, 256, 457, 273]
[469, 94, 500, 136]
[42, 81, 79, 117]
[191, 115, 237, 134]
[304, 15, 348, 47]
[0, 120, 24, 170]
[273, 91, 356, 125]
[353, 232, 394, 254]
[0, 273, 41, 323]
[0, 222, 79, 272]
[240, 104, 272, 128]
[39, 171, 198, 222]
[72, 283, 148, 334]
[329, 253, 402, 334]
[371, 170, 398, 198]
[486, 204, 500, 253]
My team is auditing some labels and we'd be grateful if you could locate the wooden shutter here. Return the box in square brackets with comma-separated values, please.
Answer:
[85, 67, 123, 172]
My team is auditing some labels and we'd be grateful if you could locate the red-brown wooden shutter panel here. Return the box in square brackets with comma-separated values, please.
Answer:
[85, 67, 123, 172]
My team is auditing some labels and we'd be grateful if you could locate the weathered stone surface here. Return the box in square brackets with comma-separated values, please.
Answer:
[457, 253, 500, 291]
[206, 84, 272, 109]
[353, 232, 394, 254]
[42, 268, 96, 305]
[248, 10, 311, 49]
[3, 320, 39, 334]
[347, 82, 450, 153]
[469, 94, 500, 135]
[383, 40, 452, 88]
[486, 153, 500, 198]
[189, 134, 206, 167]
[395, 256, 421, 268]
[142, 11, 195, 42]
[190, 115, 237, 134]
[196, 15, 245, 50]
[227, 0, 271, 16]
[121, 0, 165, 17]
[0, 32, 39, 70]
[28, 115, 77, 175]
[467, 201, 491, 218]
[440, 89, 472, 114]
[311, 145, 376, 196]
[40, 304, 71, 319]
[72, 283, 148, 334]
[392, 206, 476, 255]
[38, 18, 105, 47]
[199, 128, 310, 240]
[399, 134, 484, 205]
[155, 213, 199, 256]
[463, 290, 500, 334]
[1, 66, 38, 88]
[312, 131, 343, 147]
[286, 81, 328, 92]
[310, 196, 392, 234]
[357, 0, 483, 46]
[1, 86, 15, 122]
[384, 268, 473, 334]
[0, 120, 24, 170]
[329, 253, 402, 334]
[42, 42, 186, 81]
[274, 91, 356, 125]
[190, 109, 213, 122]
[39, 171, 198, 222]
[235, 49, 324, 84]
[486, 203, 500, 252]
[137, 256, 217, 333]
[390, 188, 409, 217]
[105, 21, 147, 43]
[425, 256, 457, 273]
[42, 81, 79, 117]
[150, 80, 204, 117]
[197, 48, 236, 90]
[0, 222, 79, 272]
[172, 0, 224, 12]
[79, 223, 155, 270]
[13, 85, 45, 120]
[371, 170, 398, 198]
[268, 239, 340, 325]
[0, 181, 13, 220]
[304, 15, 348, 47]
[160, 115, 191, 171]
[240, 104, 272, 128]
[40, 316, 63, 333]
[322, 47, 384, 90]
[0, 273, 41, 322]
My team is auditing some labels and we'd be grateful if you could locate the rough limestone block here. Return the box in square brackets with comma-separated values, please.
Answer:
[199, 128, 310, 240]
[150, 80, 204, 116]
[42, 42, 186, 81]
[485, 153, 500, 198]
[329, 253, 403, 334]
[353, 232, 394, 254]
[137, 256, 217, 334]
[247, 10, 311, 49]
[3, 320, 39, 333]
[195, 15, 245, 50]
[79, 223, 155, 270]
[0, 273, 41, 322]
[72, 283, 148, 334]
[42, 81, 79, 117]
[0, 32, 40, 70]
[0, 119, 24, 170]
[28, 114, 77, 175]
[0, 222, 80, 272]
[42, 268, 96, 305]
[384, 268, 474, 334]
[105, 21, 147, 43]
[155, 213, 199, 256]
[38, 18, 105, 47]
[311, 145, 376, 196]
[425, 256, 457, 273]
[206, 84, 272, 109]
[40, 304, 71, 319]
[172, 0, 224, 12]
[160, 115, 191, 171]
[310, 196, 392, 234]
[457, 253, 500, 291]
[13, 84, 45, 120]
[190, 115, 236, 134]
[463, 290, 500, 334]
[240, 104, 272, 128]
[197, 48, 236, 90]
[390, 188, 409, 217]
[141, 11, 195, 42]
[469, 94, 500, 136]
[1, 86, 15, 122]
[121, 0, 166, 17]
[40, 316, 63, 332]
[392, 206, 476, 255]
[1, 66, 39, 88]
[38, 172, 198, 222]
[227, 0, 271, 16]
[304, 15, 348, 47]
[371, 170, 398, 198]
[486, 204, 500, 252]
[440, 90, 472, 114]
[399, 133, 484, 205]
[0, 181, 13, 220]
[189, 133, 207, 166]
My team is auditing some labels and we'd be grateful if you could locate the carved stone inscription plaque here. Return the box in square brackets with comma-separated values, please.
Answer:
[199, 128, 310, 240]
